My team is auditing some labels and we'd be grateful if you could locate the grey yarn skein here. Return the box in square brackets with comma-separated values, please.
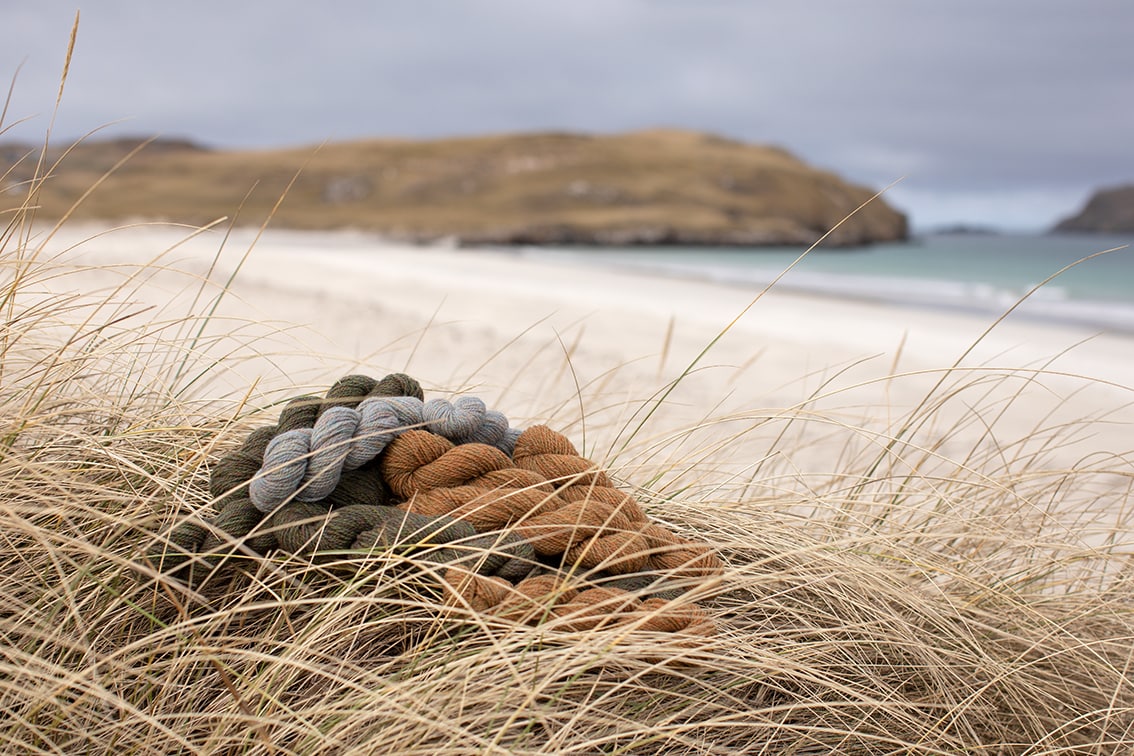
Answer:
[423, 396, 521, 450]
[249, 395, 522, 513]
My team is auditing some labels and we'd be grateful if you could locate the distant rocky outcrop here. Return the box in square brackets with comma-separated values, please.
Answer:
[3, 129, 908, 247]
[1053, 184, 1134, 234]
[928, 224, 1001, 236]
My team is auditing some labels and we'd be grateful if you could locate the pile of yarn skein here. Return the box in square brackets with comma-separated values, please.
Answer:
[149, 374, 722, 636]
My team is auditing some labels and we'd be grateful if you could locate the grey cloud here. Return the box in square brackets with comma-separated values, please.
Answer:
[1, 0, 1131, 229]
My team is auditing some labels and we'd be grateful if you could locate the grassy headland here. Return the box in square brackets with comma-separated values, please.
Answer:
[3, 129, 907, 247]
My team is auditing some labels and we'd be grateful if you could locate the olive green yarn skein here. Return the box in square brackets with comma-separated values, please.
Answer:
[147, 373, 423, 583]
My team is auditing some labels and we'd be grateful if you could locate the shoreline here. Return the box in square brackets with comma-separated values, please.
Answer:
[519, 234, 1134, 335]
[537, 251, 1134, 336]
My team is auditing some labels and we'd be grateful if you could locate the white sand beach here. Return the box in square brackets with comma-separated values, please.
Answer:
[32, 222, 1134, 501]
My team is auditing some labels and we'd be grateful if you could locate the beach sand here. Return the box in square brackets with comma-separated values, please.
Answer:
[33, 222, 1134, 508]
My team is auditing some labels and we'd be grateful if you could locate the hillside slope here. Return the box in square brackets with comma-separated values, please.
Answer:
[1053, 184, 1134, 234]
[4, 130, 907, 247]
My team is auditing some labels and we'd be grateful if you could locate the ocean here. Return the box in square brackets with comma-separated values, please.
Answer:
[522, 233, 1134, 334]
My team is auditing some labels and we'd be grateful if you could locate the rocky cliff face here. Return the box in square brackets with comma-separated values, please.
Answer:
[3, 130, 908, 247]
[1053, 184, 1134, 234]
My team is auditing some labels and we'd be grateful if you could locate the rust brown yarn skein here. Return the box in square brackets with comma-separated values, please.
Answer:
[381, 429, 561, 526]
[398, 485, 564, 532]
[381, 430, 647, 574]
[509, 426, 655, 573]
[513, 425, 723, 580]
[381, 430, 544, 496]
[380, 426, 723, 580]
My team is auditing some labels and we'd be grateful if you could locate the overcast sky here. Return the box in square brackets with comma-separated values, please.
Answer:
[2, 1, 1132, 231]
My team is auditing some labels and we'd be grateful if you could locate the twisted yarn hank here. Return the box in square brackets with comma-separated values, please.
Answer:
[382, 426, 722, 580]
[513, 426, 722, 579]
[250, 396, 424, 512]
[149, 373, 423, 580]
[249, 395, 523, 514]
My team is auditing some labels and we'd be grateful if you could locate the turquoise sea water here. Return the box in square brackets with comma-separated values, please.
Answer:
[523, 233, 1134, 334]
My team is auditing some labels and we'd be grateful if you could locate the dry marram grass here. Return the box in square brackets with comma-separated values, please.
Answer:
[3, 64, 1134, 755]
[4, 210, 1134, 756]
